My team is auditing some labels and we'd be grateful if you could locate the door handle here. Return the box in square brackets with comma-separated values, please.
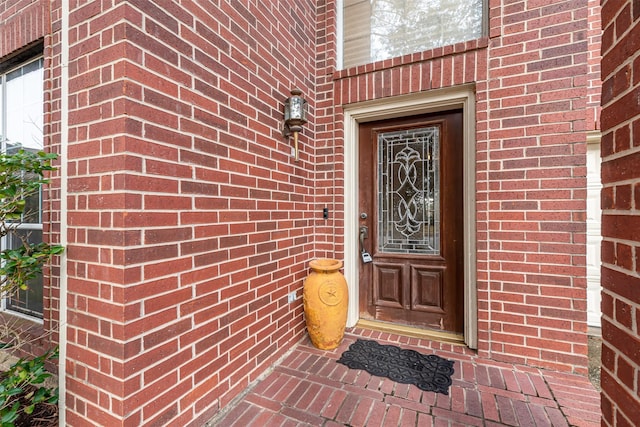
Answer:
[359, 226, 368, 248]
[359, 226, 373, 263]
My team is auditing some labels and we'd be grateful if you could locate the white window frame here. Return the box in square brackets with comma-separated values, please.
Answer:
[338, 0, 489, 70]
[0, 54, 45, 320]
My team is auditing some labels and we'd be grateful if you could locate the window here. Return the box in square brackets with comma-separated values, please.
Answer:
[343, 0, 485, 69]
[1, 56, 45, 318]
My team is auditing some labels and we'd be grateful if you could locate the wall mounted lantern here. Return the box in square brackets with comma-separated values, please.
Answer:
[282, 88, 307, 161]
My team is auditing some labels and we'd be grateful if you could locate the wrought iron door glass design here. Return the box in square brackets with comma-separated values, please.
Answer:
[378, 126, 440, 254]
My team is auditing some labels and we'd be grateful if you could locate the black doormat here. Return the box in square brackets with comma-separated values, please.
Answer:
[337, 339, 455, 395]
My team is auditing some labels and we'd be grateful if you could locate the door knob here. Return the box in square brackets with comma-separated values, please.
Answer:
[360, 212, 368, 219]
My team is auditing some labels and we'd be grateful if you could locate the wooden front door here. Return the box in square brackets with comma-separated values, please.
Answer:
[358, 110, 464, 334]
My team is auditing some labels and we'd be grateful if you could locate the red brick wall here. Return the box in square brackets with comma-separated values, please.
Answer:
[0, 0, 45, 58]
[2, 0, 604, 425]
[43, 0, 63, 355]
[587, 0, 603, 130]
[54, 2, 317, 425]
[323, 0, 594, 373]
[314, 0, 343, 260]
[483, 0, 591, 373]
[600, 0, 640, 425]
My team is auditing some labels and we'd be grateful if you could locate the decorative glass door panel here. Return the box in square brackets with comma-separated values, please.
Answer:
[378, 126, 440, 255]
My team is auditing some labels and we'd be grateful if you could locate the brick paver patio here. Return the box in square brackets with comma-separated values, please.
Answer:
[209, 328, 601, 426]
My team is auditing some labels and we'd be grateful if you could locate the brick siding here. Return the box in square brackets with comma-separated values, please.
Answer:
[483, 0, 592, 373]
[326, 0, 594, 373]
[0, 0, 605, 425]
[600, 0, 640, 425]
[0, 0, 45, 58]
[587, 0, 603, 130]
[53, 1, 318, 425]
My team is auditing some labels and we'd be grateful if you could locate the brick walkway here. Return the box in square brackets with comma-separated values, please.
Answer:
[209, 328, 601, 426]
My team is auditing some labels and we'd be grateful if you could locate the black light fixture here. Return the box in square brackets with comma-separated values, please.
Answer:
[282, 88, 307, 161]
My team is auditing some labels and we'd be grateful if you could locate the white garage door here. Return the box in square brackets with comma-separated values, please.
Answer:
[586, 139, 602, 328]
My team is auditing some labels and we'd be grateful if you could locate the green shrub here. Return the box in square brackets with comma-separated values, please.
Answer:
[0, 149, 63, 296]
[0, 148, 62, 425]
[0, 348, 58, 426]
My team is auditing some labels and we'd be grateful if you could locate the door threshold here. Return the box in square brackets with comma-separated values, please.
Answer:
[356, 319, 465, 346]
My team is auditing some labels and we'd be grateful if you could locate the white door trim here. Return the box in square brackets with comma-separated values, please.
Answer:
[343, 85, 478, 348]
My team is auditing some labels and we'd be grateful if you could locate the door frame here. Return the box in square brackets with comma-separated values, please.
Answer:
[343, 85, 478, 348]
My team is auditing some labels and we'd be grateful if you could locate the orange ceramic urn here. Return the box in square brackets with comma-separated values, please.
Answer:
[303, 258, 348, 350]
